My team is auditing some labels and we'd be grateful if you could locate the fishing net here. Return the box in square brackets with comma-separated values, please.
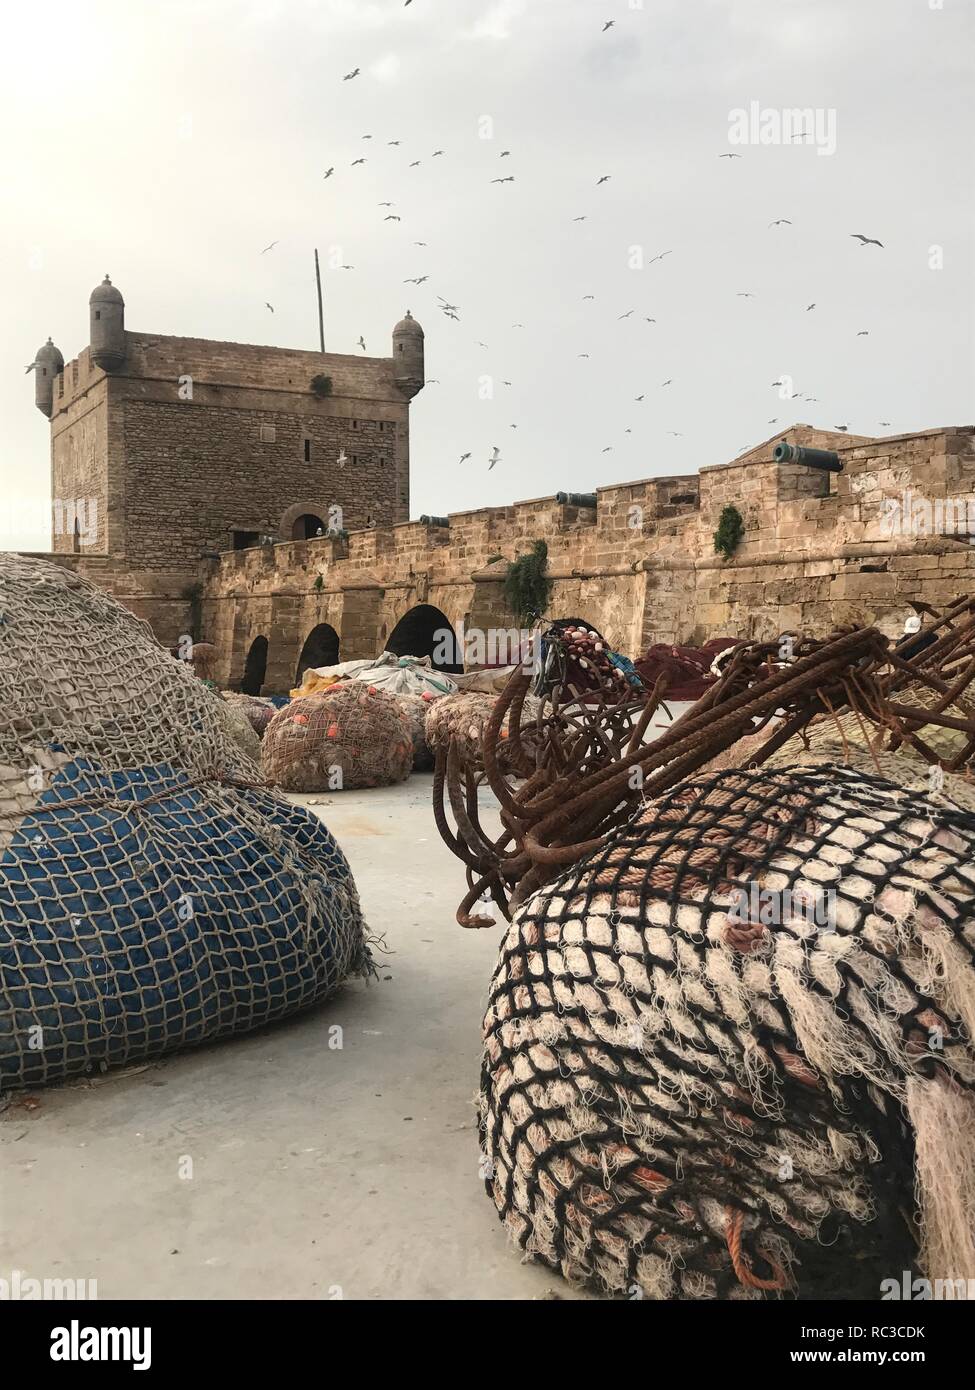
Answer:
[262, 683, 414, 791]
[425, 691, 542, 775]
[394, 692, 439, 772]
[479, 760, 975, 1299]
[213, 699, 262, 765]
[0, 554, 370, 1089]
[220, 691, 277, 739]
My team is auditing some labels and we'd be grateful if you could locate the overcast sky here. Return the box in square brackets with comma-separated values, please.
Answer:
[2, 0, 972, 549]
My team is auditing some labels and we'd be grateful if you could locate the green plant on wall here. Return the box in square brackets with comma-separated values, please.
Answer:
[310, 373, 333, 399]
[713, 505, 745, 561]
[313, 574, 325, 593]
[503, 539, 552, 624]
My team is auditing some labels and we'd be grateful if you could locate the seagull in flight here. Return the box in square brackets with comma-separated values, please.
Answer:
[458, 452, 471, 464]
[404, 275, 428, 284]
[437, 297, 459, 310]
[856, 330, 869, 336]
[322, 168, 334, 179]
[265, 303, 274, 312]
[851, 233, 883, 247]
[414, 241, 427, 246]
[502, 380, 512, 386]
[601, 446, 613, 452]
[582, 294, 594, 300]
[596, 174, 611, 184]
[602, 20, 615, 30]
[644, 318, 656, 324]
[432, 149, 445, 157]
[718, 153, 741, 159]
[635, 394, 644, 402]
[618, 309, 634, 319]
[343, 68, 360, 80]
[805, 303, 816, 311]
[378, 201, 395, 206]
[351, 157, 367, 166]
[500, 150, 511, 157]
[388, 140, 401, 146]
[572, 216, 587, 222]
[491, 176, 515, 184]
[769, 219, 792, 227]
[660, 379, 673, 386]
[357, 336, 367, 351]
[409, 160, 422, 167]
[835, 425, 849, 432]
[24, 360, 37, 373]
[667, 431, 684, 437]
[260, 241, 278, 254]
[488, 447, 501, 470]
[578, 353, 590, 359]
[384, 214, 401, 221]
[736, 292, 755, 298]
[649, 250, 672, 264]
[340, 264, 354, 270]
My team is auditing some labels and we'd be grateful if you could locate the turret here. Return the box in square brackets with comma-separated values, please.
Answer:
[89, 274, 126, 371]
[33, 337, 64, 417]
[392, 310, 424, 398]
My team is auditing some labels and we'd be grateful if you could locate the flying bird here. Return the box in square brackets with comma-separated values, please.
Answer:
[491, 176, 515, 184]
[488, 447, 501, 470]
[879, 421, 892, 427]
[660, 379, 672, 386]
[512, 322, 524, 328]
[806, 303, 816, 311]
[602, 20, 615, 30]
[500, 150, 510, 157]
[596, 175, 611, 184]
[667, 432, 684, 437]
[384, 214, 401, 221]
[635, 395, 644, 402]
[856, 330, 869, 336]
[649, 250, 673, 264]
[510, 424, 518, 429]
[414, 241, 428, 246]
[578, 353, 590, 358]
[340, 264, 355, 270]
[601, 446, 613, 452]
[323, 168, 334, 179]
[502, 381, 512, 386]
[437, 297, 459, 310]
[342, 68, 360, 80]
[834, 425, 849, 432]
[265, 303, 274, 312]
[572, 216, 587, 222]
[718, 153, 741, 159]
[24, 361, 36, 373]
[378, 201, 395, 206]
[431, 149, 445, 157]
[582, 294, 595, 300]
[409, 160, 422, 167]
[644, 318, 656, 323]
[736, 292, 755, 298]
[768, 219, 792, 227]
[362, 134, 372, 140]
[618, 310, 634, 319]
[351, 158, 367, 166]
[768, 419, 778, 424]
[357, 336, 366, 351]
[404, 276, 428, 284]
[458, 452, 471, 464]
[851, 233, 883, 247]
[260, 241, 278, 254]
[388, 140, 401, 146]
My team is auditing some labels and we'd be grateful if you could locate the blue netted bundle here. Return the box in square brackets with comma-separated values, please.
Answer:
[0, 554, 370, 1088]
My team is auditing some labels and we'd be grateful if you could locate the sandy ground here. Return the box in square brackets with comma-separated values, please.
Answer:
[0, 775, 587, 1301]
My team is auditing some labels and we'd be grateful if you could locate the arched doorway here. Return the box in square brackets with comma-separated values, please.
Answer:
[291, 513, 326, 540]
[386, 604, 462, 673]
[241, 636, 268, 695]
[295, 623, 340, 684]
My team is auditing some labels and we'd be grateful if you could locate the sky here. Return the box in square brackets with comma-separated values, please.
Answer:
[2, 0, 972, 549]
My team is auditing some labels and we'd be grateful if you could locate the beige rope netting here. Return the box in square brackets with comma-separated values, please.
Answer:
[262, 683, 414, 791]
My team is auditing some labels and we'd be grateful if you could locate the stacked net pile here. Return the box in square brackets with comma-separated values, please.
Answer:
[0, 554, 370, 1089]
[480, 761, 975, 1299]
[220, 691, 277, 738]
[213, 699, 262, 765]
[262, 683, 414, 791]
[394, 692, 440, 772]
[425, 691, 541, 776]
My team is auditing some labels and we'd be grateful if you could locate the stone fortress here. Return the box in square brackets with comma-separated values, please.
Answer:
[28, 277, 975, 695]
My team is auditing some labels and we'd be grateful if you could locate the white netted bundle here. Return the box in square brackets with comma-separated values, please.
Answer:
[262, 683, 414, 791]
[425, 691, 541, 773]
[0, 554, 370, 1089]
[480, 761, 975, 1299]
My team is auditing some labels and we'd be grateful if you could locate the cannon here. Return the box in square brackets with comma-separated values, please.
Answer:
[773, 441, 843, 473]
[556, 491, 597, 508]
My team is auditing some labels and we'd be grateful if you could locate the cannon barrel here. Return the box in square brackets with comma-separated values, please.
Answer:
[419, 514, 449, 527]
[556, 491, 597, 508]
[773, 442, 843, 473]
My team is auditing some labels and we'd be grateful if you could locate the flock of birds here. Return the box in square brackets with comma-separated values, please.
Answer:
[250, 8, 898, 475]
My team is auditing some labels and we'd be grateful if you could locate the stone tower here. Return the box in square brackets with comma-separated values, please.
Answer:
[33, 337, 64, 418]
[392, 311, 425, 398]
[89, 275, 126, 371]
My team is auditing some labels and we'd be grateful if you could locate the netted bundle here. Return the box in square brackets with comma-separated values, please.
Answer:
[425, 691, 541, 774]
[394, 692, 439, 771]
[0, 554, 371, 1088]
[213, 698, 262, 765]
[220, 690, 277, 738]
[480, 761, 975, 1299]
[262, 683, 414, 791]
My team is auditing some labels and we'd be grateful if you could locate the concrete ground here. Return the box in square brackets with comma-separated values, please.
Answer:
[0, 776, 588, 1301]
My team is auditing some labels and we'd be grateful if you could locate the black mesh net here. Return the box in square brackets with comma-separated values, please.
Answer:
[479, 761, 975, 1298]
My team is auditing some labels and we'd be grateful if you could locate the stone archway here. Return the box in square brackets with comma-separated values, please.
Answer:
[295, 623, 340, 683]
[241, 635, 268, 695]
[278, 500, 333, 542]
[386, 604, 462, 672]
